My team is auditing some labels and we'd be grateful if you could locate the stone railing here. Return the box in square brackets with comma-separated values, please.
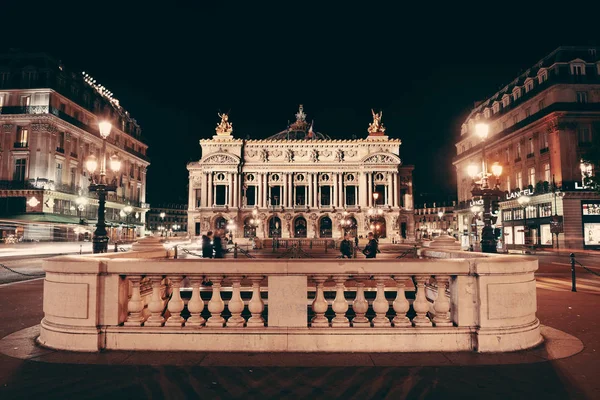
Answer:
[39, 251, 541, 353]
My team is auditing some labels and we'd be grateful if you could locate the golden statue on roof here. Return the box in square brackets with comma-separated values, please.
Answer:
[216, 112, 233, 136]
[368, 109, 386, 135]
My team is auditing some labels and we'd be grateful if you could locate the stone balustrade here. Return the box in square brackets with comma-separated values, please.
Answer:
[39, 252, 542, 353]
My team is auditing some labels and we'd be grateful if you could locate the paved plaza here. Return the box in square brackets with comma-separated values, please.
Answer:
[0, 246, 599, 399]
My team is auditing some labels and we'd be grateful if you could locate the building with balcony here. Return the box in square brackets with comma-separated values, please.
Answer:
[0, 51, 150, 242]
[146, 204, 188, 236]
[453, 46, 600, 250]
[187, 105, 415, 242]
[414, 201, 458, 241]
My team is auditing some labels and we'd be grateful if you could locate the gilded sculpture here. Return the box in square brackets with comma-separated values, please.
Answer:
[368, 109, 386, 135]
[215, 112, 233, 135]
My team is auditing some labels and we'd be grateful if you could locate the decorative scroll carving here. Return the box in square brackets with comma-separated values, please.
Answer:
[346, 149, 357, 158]
[309, 213, 318, 221]
[202, 154, 239, 164]
[2, 124, 13, 132]
[270, 149, 282, 158]
[320, 150, 332, 158]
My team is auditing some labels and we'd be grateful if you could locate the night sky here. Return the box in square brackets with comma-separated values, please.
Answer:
[3, 2, 599, 205]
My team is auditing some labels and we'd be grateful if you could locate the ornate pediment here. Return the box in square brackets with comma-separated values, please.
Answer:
[362, 153, 401, 165]
[201, 153, 240, 165]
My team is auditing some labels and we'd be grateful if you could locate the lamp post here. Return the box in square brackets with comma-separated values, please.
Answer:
[467, 123, 503, 253]
[437, 211, 444, 235]
[518, 195, 531, 248]
[75, 195, 88, 223]
[159, 212, 166, 236]
[86, 121, 121, 254]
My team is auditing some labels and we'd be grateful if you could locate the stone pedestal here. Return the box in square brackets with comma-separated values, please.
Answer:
[428, 234, 461, 250]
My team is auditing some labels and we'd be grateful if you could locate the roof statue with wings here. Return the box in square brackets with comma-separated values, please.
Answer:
[215, 112, 233, 136]
[367, 109, 386, 135]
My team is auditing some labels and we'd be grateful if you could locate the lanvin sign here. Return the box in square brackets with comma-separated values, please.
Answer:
[505, 188, 535, 200]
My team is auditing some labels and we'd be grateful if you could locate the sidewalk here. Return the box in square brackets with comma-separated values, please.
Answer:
[0, 279, 598, 399]
[0, 241, 132, 259]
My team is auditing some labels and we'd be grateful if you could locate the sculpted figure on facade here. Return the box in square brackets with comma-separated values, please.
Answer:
[286, 148, 294, 162]
[368, 109, 386, 134]
[310, 149, 318, 162]
[260, 148, 268, 162]
[336, 148, 344, 162]
[215, 112, 233, 136]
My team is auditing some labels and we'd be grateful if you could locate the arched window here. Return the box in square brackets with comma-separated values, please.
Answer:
[319, 216, 332, 238]
[294, 216, 307, 238]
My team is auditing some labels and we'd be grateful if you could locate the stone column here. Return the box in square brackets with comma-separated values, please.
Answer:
[308, 173, 313, 208]
[393, 172, 398, 208]
[207, 172, 213, 207]
[188, 179, 195, 210]
[258, 173, 263, 208]
[332, 173, 338, 208]
[367, 173, 373, 207]
[359, 172, 367, 206]
[232, 173, 238, 208]
[288, 173, 293, 207]
[387, 172, 393, 206]
[201, 172, 208, 207]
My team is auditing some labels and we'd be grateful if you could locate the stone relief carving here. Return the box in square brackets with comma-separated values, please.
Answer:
[310, 149, 319, 162]
[260, 149, 268, 162]
[364, 154, 396, 164]
[399, 176, 411, 186]
[296, 150, 307, 158]
[320, 150, 332, 158]
[247, 149, 258, 158]
[270, 149, 282, 158]
[335, 149, 344, 162]
[284, 213, 293, 221]
[203, 154, 238, 164]
[309, 213, 318, 221]
[2, 124, 13, 131]
[345, 149, 357, 158]
[286, 149, 294, 162]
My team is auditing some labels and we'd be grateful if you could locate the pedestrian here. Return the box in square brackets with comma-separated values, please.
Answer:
[362, 232, 378, 259]
[339, 234, 353, 258]
[213, 230, 224, 258]
[202, 231, 213, 258]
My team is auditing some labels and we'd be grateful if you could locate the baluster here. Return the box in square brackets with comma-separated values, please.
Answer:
[351, 279, 370, 327]
[392, 276, 411, 328]
[331, 276, 349, 327]
[432, 275, 452, 327]
[124, 275, 145, 326]
[226, 276, 245, 327]
[311, 276, 329, 327]
[246, 276, 265, 327]
[145, 275, 166, 327]
[206, 276, 226, 327]
[186, 277, 205, 327]
[165, 276, 185, 327]
[372, 276, 391, 327]
[412, 275, 433, 327]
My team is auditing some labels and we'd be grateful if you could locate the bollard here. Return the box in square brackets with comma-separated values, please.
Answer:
[114, 242, 118, 253]
[174, 245, 178, 259]
[570, 253, 577, 292]
[234, 243, 238, 258]
[80, 244, 82, 255]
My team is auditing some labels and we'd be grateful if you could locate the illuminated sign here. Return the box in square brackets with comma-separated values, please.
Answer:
[505, 188, 534, 200]
[583, 203, 600, 216]
[469, 199, 484, 206]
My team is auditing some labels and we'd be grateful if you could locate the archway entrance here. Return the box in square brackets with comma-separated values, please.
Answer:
[319, 216, 332, 238]
[369, 217, 387, 239]
[294, 216, 307, 238]
[215, 216, 227, 231]
[243, 217, 257, 238]
[269, 216, 281, 238]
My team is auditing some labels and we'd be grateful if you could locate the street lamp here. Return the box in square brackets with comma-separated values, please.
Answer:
[159, 212, 166, 236]
[518, 195, 531, 247]
[468, 123, 503, 253]
[437, 211, 444, 233]
[85, 121, 121, 253]
[75, 195, 88, 223]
